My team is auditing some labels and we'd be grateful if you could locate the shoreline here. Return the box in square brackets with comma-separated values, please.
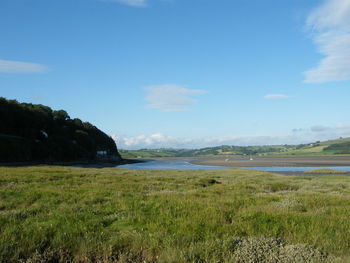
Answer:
[190, 156, 350, 167]
[3, 156, 350, 170]
[271, 171, 350, 176]
[0, 158, 146, 168]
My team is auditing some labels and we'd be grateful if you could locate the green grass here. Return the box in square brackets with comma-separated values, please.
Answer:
[304, 169, 347, 174]
[1, 166, 350, 262]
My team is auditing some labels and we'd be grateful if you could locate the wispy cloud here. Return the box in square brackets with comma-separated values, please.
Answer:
[310, 125, 331, 132]
[101, 0, 146, 7]
[263, 94, 290, 99]
[0, 59, 48, 73]
[145, 84, 206, 112]
[310, 124, 350, 134]
[304, 0, 350, 83]
[113, 124, 350, 149]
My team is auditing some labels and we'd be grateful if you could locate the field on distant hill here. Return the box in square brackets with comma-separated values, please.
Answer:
[120, 137, 350, 159]
[1, 166, 350, 262]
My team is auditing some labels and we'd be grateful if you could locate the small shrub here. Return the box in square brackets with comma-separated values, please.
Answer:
[197, 178, 221, 187]
[20, 249, 72, 263]
[229, 237, 332, 263]
[280, 244, 330, 263]
[273, 197, 307, 212]
[230, 237, 284, 263]
[264, 183, 299, 193]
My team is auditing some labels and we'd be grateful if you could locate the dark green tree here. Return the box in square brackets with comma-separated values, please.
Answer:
[0, 97, 121, 162]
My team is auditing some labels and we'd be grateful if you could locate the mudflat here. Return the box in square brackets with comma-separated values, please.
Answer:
[191, 156, 350, 167]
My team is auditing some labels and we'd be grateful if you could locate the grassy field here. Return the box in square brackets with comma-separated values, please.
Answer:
[304, 169, 347, 174]
[1, 166, 350, 262]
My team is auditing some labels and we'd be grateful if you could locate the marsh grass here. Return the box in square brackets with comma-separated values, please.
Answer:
[1, 166, 350, 262]
[304, 168, 346, 174]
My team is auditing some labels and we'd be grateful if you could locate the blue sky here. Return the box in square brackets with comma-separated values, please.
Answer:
[1, 0, 350, 149]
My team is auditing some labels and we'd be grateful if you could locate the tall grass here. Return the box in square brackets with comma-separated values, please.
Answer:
[1, 166, 350, 262]
[304, 168, 346, 174]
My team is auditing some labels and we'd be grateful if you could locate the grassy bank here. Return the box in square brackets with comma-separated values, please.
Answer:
[304, 169, 347, 174]
[1, 166, 350, 262]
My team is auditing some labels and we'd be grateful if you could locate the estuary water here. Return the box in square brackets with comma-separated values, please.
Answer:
[117, 160, 350, 172]
[118, 160, 229, 170]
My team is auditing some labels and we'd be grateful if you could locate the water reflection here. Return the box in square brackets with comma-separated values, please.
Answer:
[117, 160, 229, 170]
[117, 160, 350, 172]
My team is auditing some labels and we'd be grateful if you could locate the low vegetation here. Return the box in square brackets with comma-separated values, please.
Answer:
[119, 145, 294, 158]
[324, 142, 350, 154]
[1, 166, 350, 262]
[304, 169, 347, 174]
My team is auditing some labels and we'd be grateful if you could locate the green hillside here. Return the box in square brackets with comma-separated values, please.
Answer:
[120, 137, 350, 158]
[0, 97, 121, 162]
[323, 141, 350, 154]
[283, 137, 350, 156]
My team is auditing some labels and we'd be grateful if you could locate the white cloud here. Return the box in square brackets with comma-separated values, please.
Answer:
[113, 133, 182, 149]
[113, 133, 311, 150]
[304, 0, 350, 83]
[113, 124, 350, 149]
[263, 94, 290, 99]
[0, 59, 48, 73]
[145, 84, 206, 112]
[102, 0, 146, 7]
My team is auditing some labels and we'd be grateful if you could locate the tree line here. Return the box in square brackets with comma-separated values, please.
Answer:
[0, 97, 121, 162]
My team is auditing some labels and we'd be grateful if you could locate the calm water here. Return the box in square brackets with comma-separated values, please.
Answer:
[118, 160, 229, 170]
[117, 160, 350, 172]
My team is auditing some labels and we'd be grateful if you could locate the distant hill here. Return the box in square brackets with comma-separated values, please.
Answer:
[323, 141, 350, 154]
[0, 97, 121, 162]
[120, 137, 350, 158]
